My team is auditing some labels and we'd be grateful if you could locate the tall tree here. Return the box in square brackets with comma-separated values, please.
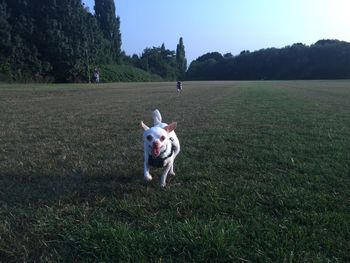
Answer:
[176, 37, 187, 80]
[94, 0, 121, 62]
[32, 0, 94, 82]
[0, 0, 12, 80]
[3, 0, 45, 81]
[139, 44, 177, 80]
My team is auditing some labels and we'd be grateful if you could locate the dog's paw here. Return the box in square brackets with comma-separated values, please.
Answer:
[168, 171, 175, 176]
[144, 174, 152, 182]
[160, 183, 166, 188]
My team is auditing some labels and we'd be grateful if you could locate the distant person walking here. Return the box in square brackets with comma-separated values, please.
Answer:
[93, 68, 100, 83]
[177, 81, 182, 92]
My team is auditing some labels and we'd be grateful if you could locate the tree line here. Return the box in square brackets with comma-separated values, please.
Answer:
[186, 40, 350, 80]
[0, 0, 187, 82]
[1, 0, 349, 82]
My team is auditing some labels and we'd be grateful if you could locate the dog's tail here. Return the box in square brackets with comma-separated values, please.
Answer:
[152, 109, 162, 125]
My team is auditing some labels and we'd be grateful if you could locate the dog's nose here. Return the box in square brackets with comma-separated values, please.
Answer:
[153, 140, 161, 147]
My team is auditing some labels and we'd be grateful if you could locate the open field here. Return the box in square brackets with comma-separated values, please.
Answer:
[0, 80, 349, 262]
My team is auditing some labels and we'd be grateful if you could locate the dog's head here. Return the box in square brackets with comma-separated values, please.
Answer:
[141, 121, 177, 157]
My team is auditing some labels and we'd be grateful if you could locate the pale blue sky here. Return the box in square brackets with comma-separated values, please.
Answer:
[83, 0, 350, 63]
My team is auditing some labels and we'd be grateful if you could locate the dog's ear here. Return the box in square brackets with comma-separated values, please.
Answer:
[141, 121, 149, 131]
[164, 122, 177, 133]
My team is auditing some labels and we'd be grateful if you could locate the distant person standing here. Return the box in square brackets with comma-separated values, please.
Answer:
[93, 68, 100, 83]
[177, 81, 182, 92]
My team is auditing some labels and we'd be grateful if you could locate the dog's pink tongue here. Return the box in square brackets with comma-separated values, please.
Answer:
[152, 147, 161, 157]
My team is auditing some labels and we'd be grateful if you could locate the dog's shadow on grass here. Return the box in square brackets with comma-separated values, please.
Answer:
[0, 171, 143, 208]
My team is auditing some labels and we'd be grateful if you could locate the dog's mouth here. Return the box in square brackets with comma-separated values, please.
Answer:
[152, 146, 161, 157]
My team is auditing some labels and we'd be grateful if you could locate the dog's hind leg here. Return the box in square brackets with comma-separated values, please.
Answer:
[168, 163, 175, 176]
[169, 144, 180, 176]
[160, 163, 173, 188]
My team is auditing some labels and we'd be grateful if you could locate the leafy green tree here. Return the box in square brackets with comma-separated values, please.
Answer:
[3, 0, 46, 81]
[176, 37, 187, 80]
[139, 44, 177, 80]
[0, 0, 12, 80]
[0, 0, 115, 82]
[31, 0, 92, 82]
[94, 0, 121, 63]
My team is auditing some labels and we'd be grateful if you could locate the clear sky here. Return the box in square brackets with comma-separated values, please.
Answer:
[82, 0, 350, 63]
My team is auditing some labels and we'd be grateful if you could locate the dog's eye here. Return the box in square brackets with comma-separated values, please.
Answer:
[146, 135, 153, 141]
[160, 135, 166, 142]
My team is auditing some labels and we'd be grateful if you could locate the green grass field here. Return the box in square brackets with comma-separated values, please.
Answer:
[0, 81, 349, 262]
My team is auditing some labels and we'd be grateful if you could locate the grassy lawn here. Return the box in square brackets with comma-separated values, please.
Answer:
[0, 81, 349, 262]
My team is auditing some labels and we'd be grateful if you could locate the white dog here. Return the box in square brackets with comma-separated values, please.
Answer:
[141, 109, 180, 187]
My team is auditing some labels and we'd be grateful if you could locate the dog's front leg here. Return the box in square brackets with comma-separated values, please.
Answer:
[144, 154, 152, 182]
[160, 159, 173, 188]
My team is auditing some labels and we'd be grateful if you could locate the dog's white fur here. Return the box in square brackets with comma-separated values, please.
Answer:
[141, 109, 180, 187]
